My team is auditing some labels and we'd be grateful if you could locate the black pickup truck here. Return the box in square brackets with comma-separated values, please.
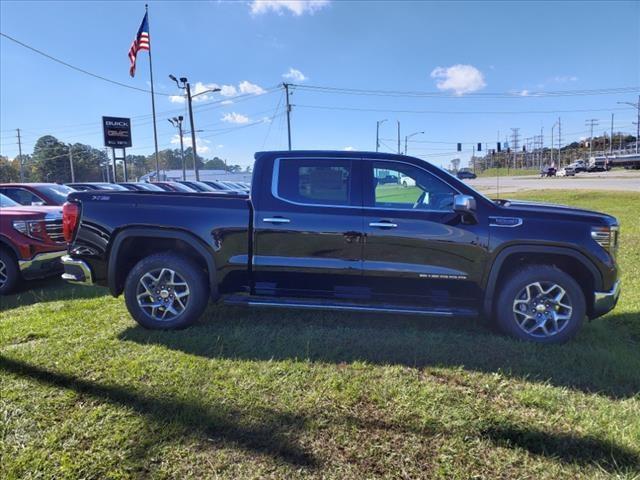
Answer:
[61, 151, 621, 343]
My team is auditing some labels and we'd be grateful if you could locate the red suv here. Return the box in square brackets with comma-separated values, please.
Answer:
[0, 183, 76, 206]
[0, 194, 66, 294]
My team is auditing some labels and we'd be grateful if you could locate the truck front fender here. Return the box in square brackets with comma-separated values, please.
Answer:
[482, 245, 602, 318]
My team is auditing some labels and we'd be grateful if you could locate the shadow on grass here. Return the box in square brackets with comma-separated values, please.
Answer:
[3, 354, 638, 474]
[0, 277, 109, 311]
[120, 306, 640, 399]
[482, 423, 640, 471]
[0, 355, 317, 468]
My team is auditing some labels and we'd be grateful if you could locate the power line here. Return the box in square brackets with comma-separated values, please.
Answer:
[295, 104, 629, 115]
[0, 32, 171, 96]
[292, 83, 640, 99]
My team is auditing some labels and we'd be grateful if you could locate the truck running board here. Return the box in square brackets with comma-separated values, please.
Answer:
[223, 295, 478, 317]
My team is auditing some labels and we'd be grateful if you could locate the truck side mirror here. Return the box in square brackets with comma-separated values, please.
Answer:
[453, 194, 476, 214]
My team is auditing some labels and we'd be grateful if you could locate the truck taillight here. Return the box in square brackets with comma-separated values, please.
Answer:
[62, 202, 80, 243]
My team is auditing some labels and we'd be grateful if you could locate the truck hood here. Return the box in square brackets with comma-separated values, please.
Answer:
[498, 199, 618, 226]
[0, 205, 62, 219]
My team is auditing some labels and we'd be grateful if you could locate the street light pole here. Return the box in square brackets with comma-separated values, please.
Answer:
[169, 74, 220, 181]
[376, 119, 387, 152]
[168, 116, 186, 180]
[617, 95, 640, 154]
[404, 131, 424, 155]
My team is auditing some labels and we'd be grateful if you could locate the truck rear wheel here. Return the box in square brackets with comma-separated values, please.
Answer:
[0, 248, 19, 295]
[495, 265, 585, 344]
[124, 252, 209, 329]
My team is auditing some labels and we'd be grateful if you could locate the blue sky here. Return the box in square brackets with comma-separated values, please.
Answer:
[1, 0, 639, 168]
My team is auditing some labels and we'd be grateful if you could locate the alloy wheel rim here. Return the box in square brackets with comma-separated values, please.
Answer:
[0, 259, 7, 288]
[136, 268, 190, 321]
[512, 281, 573, 338]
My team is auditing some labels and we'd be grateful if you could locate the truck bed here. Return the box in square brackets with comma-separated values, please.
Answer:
[67, 190, 252, 294]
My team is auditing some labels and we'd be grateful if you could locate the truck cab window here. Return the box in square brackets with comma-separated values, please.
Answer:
[370, 161, 456, 211]
[277, 158, 352, 206]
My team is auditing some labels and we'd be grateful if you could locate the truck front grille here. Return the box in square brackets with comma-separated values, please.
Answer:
[45, 220, 65, 243]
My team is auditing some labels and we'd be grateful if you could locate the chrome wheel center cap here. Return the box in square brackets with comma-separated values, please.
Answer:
[535, 304, 546, 313]
[159, 289, 170, 299]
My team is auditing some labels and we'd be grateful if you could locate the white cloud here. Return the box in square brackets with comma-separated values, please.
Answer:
[553, 75, 578, 83]
[192, 82, 237, 102]
[519, 89, 529, 97]
[170, 134, 211, 154]
[343, 146, 355, 151]
[249, 0, 330, 16]
[168, 80, 264, 104]
[430, 64, 486, 96]
[239, 80, 266, 95]
[222, 112, 250, 124]
[282, 67, 307, 82]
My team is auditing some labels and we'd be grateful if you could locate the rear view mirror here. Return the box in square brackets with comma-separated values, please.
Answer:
[453, 194, 476, 214]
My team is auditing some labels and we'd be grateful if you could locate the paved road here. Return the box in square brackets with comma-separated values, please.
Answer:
[467, 170, 640, 195]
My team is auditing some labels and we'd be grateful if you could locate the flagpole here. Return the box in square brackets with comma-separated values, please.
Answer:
[145, 4, 160, 180]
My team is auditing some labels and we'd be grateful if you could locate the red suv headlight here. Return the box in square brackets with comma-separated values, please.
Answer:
[62, 201, 80, 243]
[12, 219, 47, 241]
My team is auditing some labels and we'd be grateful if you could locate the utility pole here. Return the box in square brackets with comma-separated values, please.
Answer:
[284, 83, 292, 150]
[168, 116, 186, 180]
[68, 143, 75, 182]
[557, 117, 562, 167]
[610, 113, 614, 154]
[376, 119, 387, 152]
[510, 128, 520, 172]
[585, 118, 599, 160]
[397, 121, 400, 154]
[16, 128, 24, 181]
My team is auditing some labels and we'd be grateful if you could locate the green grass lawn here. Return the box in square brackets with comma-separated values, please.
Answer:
[1, 190, 639, 479]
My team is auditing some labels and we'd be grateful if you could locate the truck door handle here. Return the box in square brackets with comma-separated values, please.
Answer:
[369, 221, 398, 228]
[263, 217, 291, 224]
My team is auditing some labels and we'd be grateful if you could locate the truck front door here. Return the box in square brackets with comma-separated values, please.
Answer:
[361, 159, 486, 309]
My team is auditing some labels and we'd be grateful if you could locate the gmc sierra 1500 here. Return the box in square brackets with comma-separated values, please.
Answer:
[61, 151, 621, 343]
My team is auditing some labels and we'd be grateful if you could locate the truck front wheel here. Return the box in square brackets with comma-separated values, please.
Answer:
[0, 248, 19, 295]
[495, 265, 585, 344]
[124, 252, 209, 329]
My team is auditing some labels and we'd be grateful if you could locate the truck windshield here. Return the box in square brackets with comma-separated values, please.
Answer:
[35, 184, 76, 204]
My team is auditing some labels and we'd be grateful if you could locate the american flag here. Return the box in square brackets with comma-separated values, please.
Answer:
[128, 12, 150, 78]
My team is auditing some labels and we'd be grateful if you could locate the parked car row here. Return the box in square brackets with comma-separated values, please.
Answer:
[0, 194, 65, 294]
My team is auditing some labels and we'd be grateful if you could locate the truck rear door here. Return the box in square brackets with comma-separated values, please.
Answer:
[252, 156, 364, 299]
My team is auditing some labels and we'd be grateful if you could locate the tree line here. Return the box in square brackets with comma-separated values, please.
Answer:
[0, 134, 246, 183]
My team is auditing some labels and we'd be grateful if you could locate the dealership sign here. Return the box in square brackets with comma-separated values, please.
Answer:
[102, 116, 132, 148]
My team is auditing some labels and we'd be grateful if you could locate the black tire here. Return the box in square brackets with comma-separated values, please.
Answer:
[495, 265, 585, 344]
[0, 248, 19, 295]
[124, 252, 209, 329]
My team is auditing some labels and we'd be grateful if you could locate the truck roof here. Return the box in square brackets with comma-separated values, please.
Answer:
[254, 150, 427, 162]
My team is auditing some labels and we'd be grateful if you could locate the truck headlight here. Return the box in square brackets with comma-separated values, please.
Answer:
[12, 220, 46, 241]
[591, 225, 619, 257]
